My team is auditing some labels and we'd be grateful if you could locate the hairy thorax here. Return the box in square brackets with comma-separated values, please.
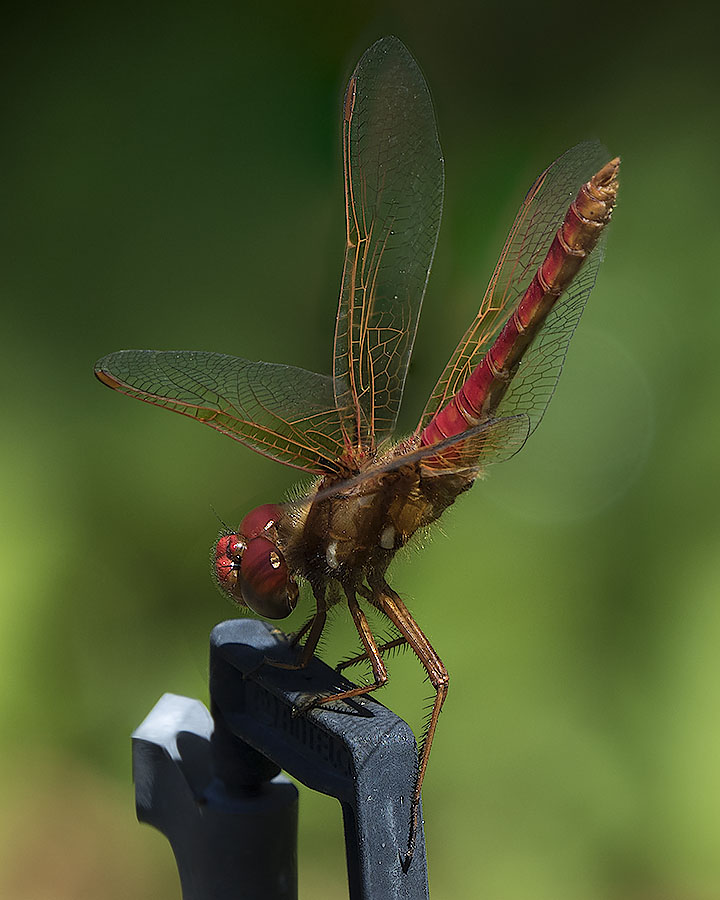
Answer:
[286, 460, 477, 592]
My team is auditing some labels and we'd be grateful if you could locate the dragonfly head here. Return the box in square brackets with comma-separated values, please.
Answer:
[214, 504, 299, 619]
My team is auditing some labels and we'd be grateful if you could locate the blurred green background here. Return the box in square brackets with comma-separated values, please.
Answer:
[2, 1, 718, 898]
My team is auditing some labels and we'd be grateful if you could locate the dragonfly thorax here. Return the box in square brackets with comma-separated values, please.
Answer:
[288, 462, 476, 590]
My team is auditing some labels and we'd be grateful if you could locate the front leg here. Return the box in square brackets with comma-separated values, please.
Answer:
[265, 591, 327, 671]
[288, 616, 314, 648]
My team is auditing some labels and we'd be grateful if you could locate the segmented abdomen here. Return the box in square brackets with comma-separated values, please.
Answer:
[419, 157, 619, 459]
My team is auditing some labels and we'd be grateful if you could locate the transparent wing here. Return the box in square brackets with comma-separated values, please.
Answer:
[418, 413, 531, 471]
[420, 141, 609, 435]
[94, 350, 349, 473]
[334, 36, 444, 448]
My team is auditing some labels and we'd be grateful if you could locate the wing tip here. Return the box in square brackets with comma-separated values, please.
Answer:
[94, 359, 122, 390]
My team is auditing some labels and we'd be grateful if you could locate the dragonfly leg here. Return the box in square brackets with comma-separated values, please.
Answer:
[336, 636, 408, 671]
[372, 582, 448, 872]
[289, 616, 315, 648]
[307, 591, 388, 707]
[265, 594, 327, 671]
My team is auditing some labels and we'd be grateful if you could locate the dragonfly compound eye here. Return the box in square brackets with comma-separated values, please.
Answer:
[239, 536, 299, 619]
[240, 503, 285, 540]
[213, 533, 246, 605]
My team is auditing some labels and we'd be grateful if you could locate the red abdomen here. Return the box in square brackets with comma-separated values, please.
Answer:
[420, 157, 619, 459]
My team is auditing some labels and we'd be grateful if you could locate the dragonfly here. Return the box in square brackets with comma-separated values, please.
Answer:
[95, 36, 619, 869]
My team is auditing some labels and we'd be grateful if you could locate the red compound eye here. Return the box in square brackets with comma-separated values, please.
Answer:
[240, 503, 284, 540]
[239, 536, 298, 619]
[213, 534, 245, 605]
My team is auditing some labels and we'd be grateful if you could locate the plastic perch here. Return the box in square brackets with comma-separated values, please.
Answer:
[132, 618, 429, 900]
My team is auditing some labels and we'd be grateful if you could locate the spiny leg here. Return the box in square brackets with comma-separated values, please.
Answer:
[289, 616, 314, 648]
[266, 592, 327, 671]
[372, 582, 448, 873]
[309, 590, 389, 707]
[336, 636, 408, 672]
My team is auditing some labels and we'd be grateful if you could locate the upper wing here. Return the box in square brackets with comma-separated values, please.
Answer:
[420, 141, 610, 435]
[94, 350, 349, 473]
[334, 36, 444, 449]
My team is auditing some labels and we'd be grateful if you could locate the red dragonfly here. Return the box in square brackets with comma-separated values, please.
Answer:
[95, 36, 618, 868]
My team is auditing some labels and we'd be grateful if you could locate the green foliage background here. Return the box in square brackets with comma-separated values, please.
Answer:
[2, 2, 718, 898]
